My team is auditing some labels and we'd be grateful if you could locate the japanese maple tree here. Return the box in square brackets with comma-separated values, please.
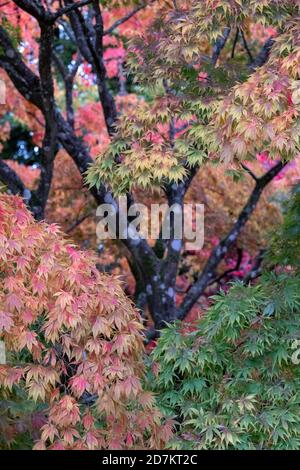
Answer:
[0, 194, 172, 449]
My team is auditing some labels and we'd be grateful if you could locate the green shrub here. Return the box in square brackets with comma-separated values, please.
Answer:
[149, 185, 300, 450]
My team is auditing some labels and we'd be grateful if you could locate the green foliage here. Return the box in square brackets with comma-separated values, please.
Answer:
[0, 114, 41, 165]
[149, 184, 300, 450]
[0, 379, 44, 450]
[0, 16, 21, 53]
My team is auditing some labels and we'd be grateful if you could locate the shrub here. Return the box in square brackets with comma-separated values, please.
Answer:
[149, 185, 300, 450]
[0, 195, 172, 449]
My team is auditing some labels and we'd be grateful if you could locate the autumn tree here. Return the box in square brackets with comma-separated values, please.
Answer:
[0, 1, 300, 331]
[0, 194, 172, 449]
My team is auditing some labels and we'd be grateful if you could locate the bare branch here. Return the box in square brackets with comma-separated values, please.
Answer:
[65, 211, 93, 233]
[208, 247, 243, 286]
[240, 29, 254, 64]
[0, 159, 26, 196]
[53, 51, 68, 80]
[240, 162, 259, 182]
[33, 22, 58, 220]
[53, 52, 81, 129]
[52, 0, 93, 21]
[64, 0, 117, 135]
[231, 28, 239, 59]
[104, 2, 151, 36]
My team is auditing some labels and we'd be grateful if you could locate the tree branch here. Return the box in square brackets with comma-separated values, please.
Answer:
[240, 162, 259, 182]
[0, 159, 27, 196]
[177, 160, 288, 319]
[33, 22, 58, 220]
[251, 36, 275, 70]
[53, 51, 81, 128]
[231, 28, 239, 59]
[65, 211, 93, 233]
[208, 247, 243, 286]
[104, 2, 151, 36]
[240, 29, 254, 64]
[243, 249, 266, 284]
[211, 27, 231, 65]
[12, 0, 46, 22]
[52, 0, 93, 21]
[64, 0, 117, 136]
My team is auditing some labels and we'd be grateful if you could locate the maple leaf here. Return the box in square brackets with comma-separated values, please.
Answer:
[0, 311, 13, 333]
[18, 330, 39, 352]
[123, 376, 141, 398]
[61, 428, 80, 446]
[5, 293, 22, 311]
[82, 412, 95, 431]
[126, 432, 134, 447]
[54, 291, 74, 309]
[85, 431, 99, 450]
[32, 441, 47, 450]
[70, 375, 89, 397]
[3, 367, 24, 390]
[32, 276, 46, 296]
[41, 424, 59, 443]
[27, 381, 46, 402]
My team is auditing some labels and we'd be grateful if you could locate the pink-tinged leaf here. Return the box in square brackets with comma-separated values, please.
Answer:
[32, 276, 46, 295]
[82, 412, 95, 431]
[61, 428, 80, 446]
[0, 311, 13, 332]
[16, 255, 29, 272]
[126, 432, 134, 447]
[41, 423, 59, 443]
[19, 330, 39, 351]
[49, 441, 65, 450]
[33, 440, 47, 450]
[70, 375, 89, 397]
[54, 291, 74, 309]
[198, 71, 208, 82]
[85, 431, 99, 450]
[4, 367, 24, 389]
[5, 293, 22, 311]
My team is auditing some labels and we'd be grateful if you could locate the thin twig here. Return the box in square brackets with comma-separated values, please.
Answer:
[231, 27, 239, 59]
[104, 2, 153, 35]
[65, 211, 93, 233]
[208, 247, 243, 286]
[240, 162, 259, 182]
[240, 29, 254, 64]
[52, 0, 93, 21]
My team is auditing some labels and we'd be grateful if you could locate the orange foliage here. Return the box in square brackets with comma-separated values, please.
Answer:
[0, 195, 172, 449]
